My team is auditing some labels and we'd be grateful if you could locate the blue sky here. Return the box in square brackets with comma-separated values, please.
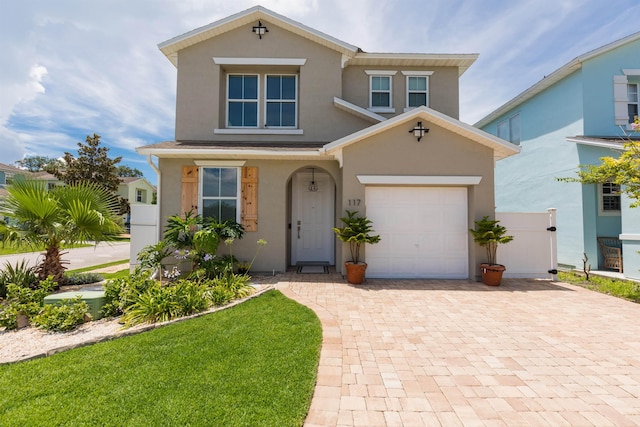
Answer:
[2, 0, 640, 184]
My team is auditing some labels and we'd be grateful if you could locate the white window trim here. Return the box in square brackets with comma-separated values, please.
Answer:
[627, 82, 638, 130]
[404, 74, 429, 111]
[136, 189, 144, 203]
[226, 74, 259, 129]
[598, 182, 621, 216]
[264, 74, 298, 129]
[214, 128, 304, 135]
[364, 70, 398, 76]
[198, 166, 242, 223]
[368, 74, 394, 113]
[400, 71, 434, 76]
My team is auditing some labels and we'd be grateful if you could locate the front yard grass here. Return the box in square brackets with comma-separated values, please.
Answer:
[0, 290, 322, 427]
[558, 271, 640, 303]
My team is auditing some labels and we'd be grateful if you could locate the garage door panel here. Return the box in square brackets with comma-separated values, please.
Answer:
[365, 186, 468, 279]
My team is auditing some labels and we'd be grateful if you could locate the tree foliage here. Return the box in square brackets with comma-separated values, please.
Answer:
[561, 123, 640, 207]
[14, 156, 63, 172]
[116, 165, 144, 178]
[0, 179, 123, 284]
[47, 133, 122, 193]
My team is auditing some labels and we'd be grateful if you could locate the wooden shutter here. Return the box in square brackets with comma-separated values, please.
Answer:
[181, 166, 198, 215]
[241, 167, 258, 231]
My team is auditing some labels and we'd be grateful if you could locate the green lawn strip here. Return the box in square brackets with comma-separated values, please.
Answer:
[0, 242, 92, 256]
[67, 260, 130, 274]
[558, 271, 640, 303]
[0, 290, 322, 427]
[98, 269, 130, 280]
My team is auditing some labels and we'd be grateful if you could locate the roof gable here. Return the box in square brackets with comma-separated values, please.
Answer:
[476, 30, 640, 128]
[158, 5, 359, 67]
[323, 106, 520, 161]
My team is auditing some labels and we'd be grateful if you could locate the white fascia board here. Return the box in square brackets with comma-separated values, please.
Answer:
[136, 147, 326, 158]
[333, 97, 386, 123]
[357, 175, 482, 185]
[566, 137, 625, 150]
[213, 57, 307, 66]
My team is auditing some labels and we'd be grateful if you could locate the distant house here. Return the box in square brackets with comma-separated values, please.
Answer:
[0, 163, 30, 199]
[476, 31, 640, 279]
[117, 177, 156, 206]
[137, 6, 520, 278]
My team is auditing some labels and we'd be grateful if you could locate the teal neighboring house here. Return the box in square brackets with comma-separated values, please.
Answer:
[476, 31, 640, 279]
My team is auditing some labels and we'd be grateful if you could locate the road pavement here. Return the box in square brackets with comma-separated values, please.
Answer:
[0, 241, 130, 271]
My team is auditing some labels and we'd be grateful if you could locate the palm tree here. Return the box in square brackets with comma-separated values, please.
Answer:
[0, 179, 123, 284]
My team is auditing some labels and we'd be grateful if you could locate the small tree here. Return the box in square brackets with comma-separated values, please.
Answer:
[470, 216, 514, 265]
[332, 210, 381, 264]
[560, 119, 640, 205]
[0, 179, 123, 284]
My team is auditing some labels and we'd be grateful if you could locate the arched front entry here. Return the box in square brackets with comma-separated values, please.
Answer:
[290, 168, 335, 266]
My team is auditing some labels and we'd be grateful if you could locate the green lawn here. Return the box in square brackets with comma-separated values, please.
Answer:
[558, 271, 640, 303]
[0, 242, 92, 256]
[0, 290, 322, 427]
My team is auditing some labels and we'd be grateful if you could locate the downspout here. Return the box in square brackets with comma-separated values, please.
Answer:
[146, 154, 162, 242]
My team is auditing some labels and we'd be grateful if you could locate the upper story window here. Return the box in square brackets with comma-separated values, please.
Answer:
[136, 188, 144, 203]
[201, 167, 240, 222]
[599, 182, 621, 215]
[497, 113, 521, 145]
[227, 75, 258, 127]
[266, 75, 297, 127]
[628, 83, 638, 124]
[402, 71, 432, 111]
[365, 70, 397, 113]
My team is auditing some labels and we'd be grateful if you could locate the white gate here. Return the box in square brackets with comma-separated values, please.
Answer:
[130, 204, 159, 271]
[496, 209, 557, 280]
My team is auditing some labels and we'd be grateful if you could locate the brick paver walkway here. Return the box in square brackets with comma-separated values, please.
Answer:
[278, 273, 640, 426]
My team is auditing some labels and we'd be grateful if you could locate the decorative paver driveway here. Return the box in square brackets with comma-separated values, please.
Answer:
[279, 274, 640, 426]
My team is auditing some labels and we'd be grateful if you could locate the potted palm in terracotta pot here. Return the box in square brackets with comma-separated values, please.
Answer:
[333, 210, 381, 284]
[470, 216, 514, 286]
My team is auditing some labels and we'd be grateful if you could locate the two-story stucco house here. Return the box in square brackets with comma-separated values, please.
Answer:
[476, 31, 640, 279]
[137, 6, 519, 279]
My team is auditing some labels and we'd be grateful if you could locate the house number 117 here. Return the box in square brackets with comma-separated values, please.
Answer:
[348, 199, 361, 206]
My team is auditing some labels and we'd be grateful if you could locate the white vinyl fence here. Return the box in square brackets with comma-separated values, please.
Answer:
[496, 209, 558, 280]
[129, 205, 159, 271]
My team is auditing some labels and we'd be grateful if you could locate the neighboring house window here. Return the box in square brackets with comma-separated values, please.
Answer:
[496, 113, 521, 145]
[136, 189, 144, 203]
[370, 76, 392, 109]
[628, 83, 638, 124]
[47, 183, 56, 190]
[227, 74, 258, 127]
[265, 75, 297, 127]
[201, 167, 240, 222]
[599, 182, 621, 215]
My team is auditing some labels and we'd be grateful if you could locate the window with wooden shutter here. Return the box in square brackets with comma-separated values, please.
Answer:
[241, 167, 258, 231]
[181, 166, 198, 215]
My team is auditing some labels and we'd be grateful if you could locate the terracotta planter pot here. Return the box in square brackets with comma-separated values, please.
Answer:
[345, 262, 367, 284]
[480, 263, 506, 286]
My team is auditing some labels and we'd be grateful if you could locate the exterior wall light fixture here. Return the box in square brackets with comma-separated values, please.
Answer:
[409, 121, 429, 141]
[252, 20, 269, 39]
[308, 168, 318, 192]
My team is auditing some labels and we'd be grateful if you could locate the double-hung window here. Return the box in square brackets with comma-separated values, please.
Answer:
[370, 75, 392, 110]
[201, 167, 240, 222]
[136, 189, 144, 203]
[407, 76, 428, 108]
[266, 75, 297, 127]
[628, 83, 638, 124]
[227, 75, 258, 127]
[600, 182, 621, 215]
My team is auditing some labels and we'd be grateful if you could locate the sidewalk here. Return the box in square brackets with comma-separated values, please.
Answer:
[0, 242, 130, 271]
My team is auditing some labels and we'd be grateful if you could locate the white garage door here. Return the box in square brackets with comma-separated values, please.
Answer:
[365, 187, 469, 279]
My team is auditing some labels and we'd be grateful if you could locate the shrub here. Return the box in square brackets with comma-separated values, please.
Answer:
[0, 260, 38, 298]
[64, 272, 104, 286]
[102, 270, 157, 318]
[0, 278, 55, 329]
[31, 296, 89, 332]
[206, 286, 235, 306]
[172, 280, 209, 316]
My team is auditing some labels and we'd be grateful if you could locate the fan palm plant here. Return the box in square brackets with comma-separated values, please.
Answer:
[0, 179, 123, 284]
